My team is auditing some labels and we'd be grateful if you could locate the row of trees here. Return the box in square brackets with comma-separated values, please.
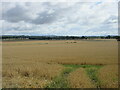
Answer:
[1, 35, 120, 41]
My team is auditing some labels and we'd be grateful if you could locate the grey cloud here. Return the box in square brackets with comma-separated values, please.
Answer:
[2, 2, 78, 25]
[2, 2, 60, 24]
[104, 15, 117, 24]
[31, 11, 57, 24]
[3, 4, 31, 23]
[30, 2, 72, 25]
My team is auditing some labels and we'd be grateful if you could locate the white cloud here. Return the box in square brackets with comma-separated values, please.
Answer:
[1, 1, 118, 36]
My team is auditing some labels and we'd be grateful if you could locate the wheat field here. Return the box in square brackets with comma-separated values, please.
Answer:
[2, 39, 118, 88]
[98, 65, 118, 88]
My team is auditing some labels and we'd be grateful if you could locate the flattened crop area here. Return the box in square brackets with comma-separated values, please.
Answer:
[2, 40, 118, 88]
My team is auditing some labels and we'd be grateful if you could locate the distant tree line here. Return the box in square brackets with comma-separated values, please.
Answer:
[1, 35, 120, 41]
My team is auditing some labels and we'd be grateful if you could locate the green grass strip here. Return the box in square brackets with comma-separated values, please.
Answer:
[86, 67, 102, 88]
[45, 67, 74, 88]
[63, 64, 102, 69]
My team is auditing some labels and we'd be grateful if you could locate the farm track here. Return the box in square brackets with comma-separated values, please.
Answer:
[45, 64, 103, 88]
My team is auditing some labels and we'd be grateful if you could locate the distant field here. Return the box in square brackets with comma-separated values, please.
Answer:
[2, 39, 118, 88]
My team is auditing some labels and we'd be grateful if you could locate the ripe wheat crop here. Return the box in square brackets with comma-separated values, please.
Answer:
[98, 65, 118, 88]
[2, 39, 118, 88]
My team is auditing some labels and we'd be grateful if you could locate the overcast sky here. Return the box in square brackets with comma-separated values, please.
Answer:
[0, 1, 118, 36]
